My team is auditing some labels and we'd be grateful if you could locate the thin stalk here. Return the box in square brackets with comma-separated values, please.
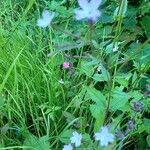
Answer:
[104, 0, 126, 123]
[88, 19, 94, 47]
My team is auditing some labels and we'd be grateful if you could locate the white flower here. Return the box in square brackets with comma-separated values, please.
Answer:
[112, 43, 119, 52]
[58, 79, 65, 84]
[74, 0, 102, 22]
[70, 131, 82, 147]
[94, 126, 115, 147]
[62, 144, 73, 150]
[37, 10, 55, 28]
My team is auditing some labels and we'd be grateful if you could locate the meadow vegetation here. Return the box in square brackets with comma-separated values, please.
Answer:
[0, 0, 150, 149]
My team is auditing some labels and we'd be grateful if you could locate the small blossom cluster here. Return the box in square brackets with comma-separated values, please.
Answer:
[94, 126, 115, 147]
[63, 131, 82, 150]
[63, 126, 115, 149]
[37, 0, 102, 28]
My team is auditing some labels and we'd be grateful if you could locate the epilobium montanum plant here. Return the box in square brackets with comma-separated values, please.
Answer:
[37, 10, 55, 27]
[1, 0, 150, 149]
[74, 0, 102, 22]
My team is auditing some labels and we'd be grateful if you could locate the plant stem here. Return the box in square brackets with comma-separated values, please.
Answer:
[88, 19, 94, 47]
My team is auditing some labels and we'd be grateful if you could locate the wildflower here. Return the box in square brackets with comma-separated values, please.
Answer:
[144, 84, 150, 97]
[62, 144, 73, 150]
[37, 10, 55, 28]
[58, 79, 65, 84]
[115, 129, 125, 140]
[94, 126, 115, 147]
[63, 62, 71, 69]
[112, 43, 119, 52]
[74, 0, 102, 22]
[70, 131, 82, 147]
[125, 120, 135, 135]
[132, 101, 144, 112]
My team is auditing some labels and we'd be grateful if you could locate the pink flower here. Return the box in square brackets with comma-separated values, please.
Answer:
[63, 62, 71, 69]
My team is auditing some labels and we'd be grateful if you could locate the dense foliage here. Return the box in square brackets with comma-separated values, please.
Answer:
[0, 0, 150, 149]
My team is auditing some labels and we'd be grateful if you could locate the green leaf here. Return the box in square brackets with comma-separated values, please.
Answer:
[80, 59, 99, 77]
[23, 134, 50, 150]
[87, 86, 106, 108]
[143, 118, 150, 134]
[141, 16, 150, 38]
[128, 90, 143, 100]
[87, 87, 106, 130]
[115, 73, 132, 87]
[93, 64, 111, 82]
[59, 129, 73, 144]
[110, 88, 130, 111]
[90, 104, 105, 131]
[146, 135, 150, 147]
[100, 14, 114, 24]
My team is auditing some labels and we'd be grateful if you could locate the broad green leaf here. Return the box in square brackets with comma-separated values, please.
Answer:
[100, 14, 114, 24]
[87, 86, 106, 108]
[23, 134, 50, 150]
[141, 16, 150, 38]
[93, 64, 111, 81]
[80, 60, 99, 77]
[143, 118, 150, 134]
[110, 88, 130, 111]
[59, 129, 73, 144]
[128, 91, 143, 100]
[87, 87, 106, 130]
[115, 73, 132, 87]
[90, 104, 105, 131]
[93, 74, 107, 82]
[146, 135, 150, 147]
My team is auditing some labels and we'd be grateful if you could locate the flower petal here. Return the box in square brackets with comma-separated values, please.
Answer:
[74, 9, 87, 20]
[78, 0, 89, 10]
[90, 0, 102, 9]
[63, 144, 73, 150]
[70, 131, 82, 147]
[94, 126, 115, 147]
[89, 9, 101, 21]
[37, 18, 49, 27]
[37, 10, 55, 28]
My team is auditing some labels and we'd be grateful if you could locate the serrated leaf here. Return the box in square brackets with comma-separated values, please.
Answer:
[87, 86, 106, 108]
[110, 88, 130, 111]
[87, 87, 106, 130]
[23, 134, 50, 150]
[90, 104, 105, 131]
[80, 59, 99, 77]
[59, 129, 73, 144]
[115, 73, 132, 87]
